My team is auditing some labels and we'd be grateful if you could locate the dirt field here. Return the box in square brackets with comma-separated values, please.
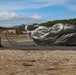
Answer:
[0, 49, 76, 75]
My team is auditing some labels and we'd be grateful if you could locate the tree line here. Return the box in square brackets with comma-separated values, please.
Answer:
[40, 18, 76, 27]
[18, 18, 76, 32]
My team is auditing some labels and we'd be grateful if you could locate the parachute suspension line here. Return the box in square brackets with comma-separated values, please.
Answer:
[5, 30, 17, 46]
[4, 29, 20, 47]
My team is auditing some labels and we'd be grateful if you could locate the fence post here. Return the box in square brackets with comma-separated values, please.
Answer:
[0, 37, 3, 47]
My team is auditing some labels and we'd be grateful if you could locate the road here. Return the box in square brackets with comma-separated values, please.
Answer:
[1, 39, 76, 50]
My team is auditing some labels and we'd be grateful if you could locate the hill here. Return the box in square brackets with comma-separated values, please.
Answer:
[40, 18, 76, 27]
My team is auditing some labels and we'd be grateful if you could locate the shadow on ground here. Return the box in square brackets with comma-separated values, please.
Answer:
[0, 41, 76, 50]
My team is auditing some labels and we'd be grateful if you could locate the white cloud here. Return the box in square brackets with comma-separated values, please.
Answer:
[0, 12, 18, 20]
[0, 12, 44, 27]
[0, 0, 74, 11]
[29, 15, 42, 20]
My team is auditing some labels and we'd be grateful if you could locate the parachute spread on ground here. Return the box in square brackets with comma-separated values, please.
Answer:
[25, 23, 76, 46]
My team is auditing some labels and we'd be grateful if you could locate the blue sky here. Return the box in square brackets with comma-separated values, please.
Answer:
[0, 0, 76, 27]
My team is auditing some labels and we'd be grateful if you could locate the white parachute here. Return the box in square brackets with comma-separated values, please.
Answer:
[25, 23, 76, 46]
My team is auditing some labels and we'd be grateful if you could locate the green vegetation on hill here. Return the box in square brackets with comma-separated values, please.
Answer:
[40, 18, 76, 27]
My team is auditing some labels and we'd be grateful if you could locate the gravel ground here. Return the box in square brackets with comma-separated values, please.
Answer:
[0, 49, 76, 75]
[0, 39, 76, 75]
